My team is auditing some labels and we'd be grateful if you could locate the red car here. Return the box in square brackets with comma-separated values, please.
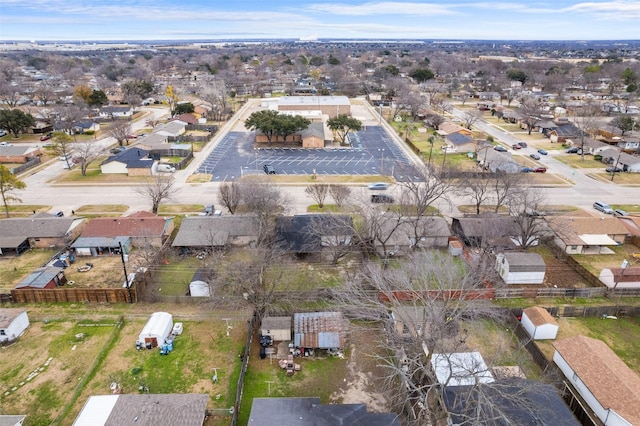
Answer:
[511, 144, 521, 150]
[532, 167, 547, 173]
[40, 133, 52, 141]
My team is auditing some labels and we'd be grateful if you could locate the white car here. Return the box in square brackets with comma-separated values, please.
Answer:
[0, 141, 12, 146]
[367, 182, 389, 190]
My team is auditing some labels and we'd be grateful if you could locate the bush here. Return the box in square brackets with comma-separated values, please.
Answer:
[594, 154, 602, 161]
[84, 130, 95, 136]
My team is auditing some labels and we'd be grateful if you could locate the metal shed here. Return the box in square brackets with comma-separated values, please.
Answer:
[293, 312, 347, 349]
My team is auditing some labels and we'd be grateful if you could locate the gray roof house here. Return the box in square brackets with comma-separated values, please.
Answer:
[600, 148, 640, 173]
[73, 394, 208, 426]
[248, 397, 400, 426]
[100, 148, 154, 175]
[172, 216, 259, 249]
[0, 217, 83, 255]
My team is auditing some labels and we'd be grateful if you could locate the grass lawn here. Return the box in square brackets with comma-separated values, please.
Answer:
[572, 243, 640, 275]
[536, 316, 640, 374]
[556, 155, 604, 169]
[3, 205, 51, 217]
[75, 204, 129, 214]
[67, 318, 247, 426]
[0, 318, 118, 426]
[0, 249, 58, 292]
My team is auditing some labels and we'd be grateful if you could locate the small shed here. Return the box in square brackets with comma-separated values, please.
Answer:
[294, 312, 347, 350]
[599, 266, 640, 289]
[137, 312, 173, 348]
[0, 309, 30, 343]
[15, 267, 66, 289]
[521, 306, 559, 340]
[189, 268, 210, 297]
[431, 351, 495, 386]
[495, 252, 546, 285]
[260, 316, 292, 342]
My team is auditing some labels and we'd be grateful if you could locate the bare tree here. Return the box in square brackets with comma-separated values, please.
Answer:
[304, 184, 329, 208]
[238, 177, 289, 245]
[47, 132, 75, 170]
[517, 96, 543, 135]
[73, 141, 104, 176]
[462, 110, 482, 130]
[334, 251, 518, 425]
[506, 187, 547, 249]
[490, 171, 523, 214]
[218, 181, 241, 214]
[458, 173, 492, 214]
[136, 176, 178, 214]
[106, 120, 132, 147]
[52, 104, 87, 140]
[328, 185, 351, 209]
[572, 102, 600, 161]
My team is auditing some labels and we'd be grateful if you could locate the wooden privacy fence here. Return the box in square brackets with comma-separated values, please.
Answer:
[11, 287, 137, 303]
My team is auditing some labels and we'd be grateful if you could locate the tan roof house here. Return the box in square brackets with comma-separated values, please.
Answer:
[548, 214, 628, 254]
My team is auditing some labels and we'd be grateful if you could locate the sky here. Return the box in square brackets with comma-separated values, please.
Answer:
[0, 0, 639, 42]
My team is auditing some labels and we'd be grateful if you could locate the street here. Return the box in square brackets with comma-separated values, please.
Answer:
[12, 102, 640, 217]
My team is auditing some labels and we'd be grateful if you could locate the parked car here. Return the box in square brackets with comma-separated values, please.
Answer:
[157, 164, 176, 173]
[606, 166, 622, 173]
[40, 133, 52, 141]
[126, 134, 138, 139]
[0, 141, 12, 146]
[593, 201, 614, 214]
[263, 164, 276, 175]
[520, 167, 533, 173]
[367, 182, 389, 190]
[532, 167, 547, 173]
[371, 194, 394, 203]
[493, 145, 507, 152]
[110, 146, 127, 154]
[614, 209, 628, 217]
[0, 129, 8, 137]
[529, 154, 541, 160]
[511, 144, 521, 150]
[517, 141, 527, 148]
[537, 149, 548, 155]
[566, 147, 579, 154]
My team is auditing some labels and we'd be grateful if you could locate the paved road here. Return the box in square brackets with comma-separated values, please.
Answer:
[12, 102, 640, 217]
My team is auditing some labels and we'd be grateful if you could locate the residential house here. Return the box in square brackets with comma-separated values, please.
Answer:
[15, 266, 66, 289]
[376, 216, 452, 256]
[0, 216, 84, 255]
[0, 146, 41, 164]
[617, 215, 640, 245]
[548, 213, 628, 254]
[171, 216, 259, 250]
[152, 120, 187, 138]
[0, 308, 30, 343]
[444, 132, 475, 152]
[275, 214, 353, 257]
[553, 335, 640, 426]
[100, 148, 154, 176]
[547, 122, 584, 143]
[73, 393, 208, 426]
[451, 215, 528, 248]
[599, 265, 640, 289]
[73, 120, 100, 134]
[73, 211, 173, 254]
[430, 351, 495, 386]
[98, 106, 134, 119]
[480, 149, 520, 173]
[599, 148, 640, 173]
[442, 379, 579, 426]
[476, 100, 495, 111]
[521, 306, 559, 340]
[573, 137, 610, 155]
[437, 121, 474, 137]
[173, 114, 198, 125]
[248, 397, 400, 426]
[293, 312, 348, 350]
[260, 316, 292, 342]
[495, 252, 546, 285]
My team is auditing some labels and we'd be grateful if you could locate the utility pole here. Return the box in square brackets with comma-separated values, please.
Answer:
[119, 241, 133, 303]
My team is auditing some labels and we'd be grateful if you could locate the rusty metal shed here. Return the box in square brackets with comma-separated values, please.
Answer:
[293, 312, 347, 349]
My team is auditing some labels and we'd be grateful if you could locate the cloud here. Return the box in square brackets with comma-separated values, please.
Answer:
[562, 1, 640, 18]
[306, 1, 459, 16]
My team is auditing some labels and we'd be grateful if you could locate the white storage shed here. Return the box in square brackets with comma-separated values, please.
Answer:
[495, 252, 546, 285]
[137, 312, 173, 348]
[260, 316, 292, 342]
[521, 306, 559, 340]
[0, 308, 30, 343]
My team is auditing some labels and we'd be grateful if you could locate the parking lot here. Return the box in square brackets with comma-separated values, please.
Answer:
[196, 126, 418, 181]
